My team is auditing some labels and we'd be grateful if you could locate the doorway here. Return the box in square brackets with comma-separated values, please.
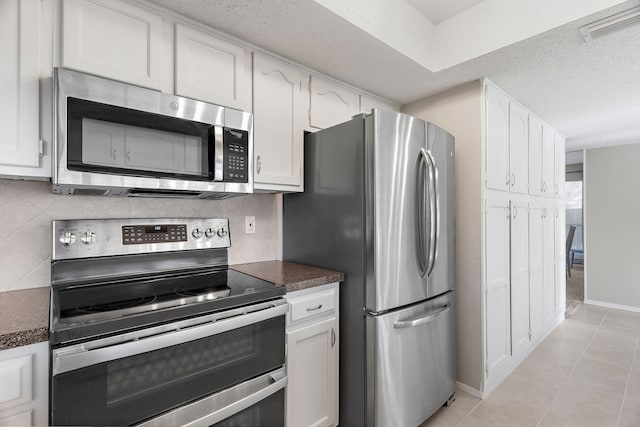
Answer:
[565, 180, 584, 316]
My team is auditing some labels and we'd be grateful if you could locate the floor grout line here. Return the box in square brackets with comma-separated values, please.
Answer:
[616, 333, 640, 426]
[453, 397, 483, 426]
[533, 311, 606, 427]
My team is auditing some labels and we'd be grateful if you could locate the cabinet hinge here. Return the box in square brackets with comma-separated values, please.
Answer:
[528, 332, 532, 339]
[39, 138, 45, 158]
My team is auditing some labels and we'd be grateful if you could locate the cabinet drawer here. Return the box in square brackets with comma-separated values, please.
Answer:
[288, 289, 336, 323]
[0, 355, 32, 410]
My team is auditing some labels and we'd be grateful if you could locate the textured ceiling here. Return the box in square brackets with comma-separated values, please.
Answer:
[147, 0, 640, 150]
[405, 0, 485, 24]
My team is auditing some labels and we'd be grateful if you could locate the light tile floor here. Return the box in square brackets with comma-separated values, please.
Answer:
[421, 304, 640, 427]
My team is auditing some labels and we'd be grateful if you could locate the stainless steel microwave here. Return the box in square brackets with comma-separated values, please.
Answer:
[52, 68, 253, 198]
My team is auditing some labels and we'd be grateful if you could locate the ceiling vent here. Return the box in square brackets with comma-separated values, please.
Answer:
[579, 6, 640, 42]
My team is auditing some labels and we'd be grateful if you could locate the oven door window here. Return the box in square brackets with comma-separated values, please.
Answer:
[51, 316, 284, 427]
[66, 97, 214, 181]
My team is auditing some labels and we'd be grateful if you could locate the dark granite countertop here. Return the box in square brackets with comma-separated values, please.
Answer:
[231, 261, 344, 292]
[0, 287, 50, 350]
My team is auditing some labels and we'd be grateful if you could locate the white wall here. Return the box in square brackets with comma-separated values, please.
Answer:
[585, 144, 640, 310]
[402, 81, 484, 391]
[0, 179, 278, 292]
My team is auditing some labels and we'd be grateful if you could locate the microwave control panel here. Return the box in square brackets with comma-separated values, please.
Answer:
[223, 128, 249, 183]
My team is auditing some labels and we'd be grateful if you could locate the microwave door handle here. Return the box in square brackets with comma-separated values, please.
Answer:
[213, 126, 224, 181]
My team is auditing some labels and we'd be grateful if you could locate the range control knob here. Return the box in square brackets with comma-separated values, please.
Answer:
[205, 228, 215, 238]
[217, 227, 228, 238]
[59, 231, 77, 246]
[192, 227, 203, 239]
[80, 231, 96, 245]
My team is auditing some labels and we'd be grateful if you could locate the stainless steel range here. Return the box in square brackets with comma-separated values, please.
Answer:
[49, 218, 287, 427]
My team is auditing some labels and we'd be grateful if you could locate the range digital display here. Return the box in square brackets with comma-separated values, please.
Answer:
[123, 224, 187, 245]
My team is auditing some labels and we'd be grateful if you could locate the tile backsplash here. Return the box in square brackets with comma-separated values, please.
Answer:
[0, 179, 278, 292]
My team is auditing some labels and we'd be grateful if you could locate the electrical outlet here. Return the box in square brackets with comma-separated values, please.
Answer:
[245, 216, 256, 234]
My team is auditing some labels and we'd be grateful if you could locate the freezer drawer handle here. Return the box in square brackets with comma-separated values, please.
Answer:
[393, 303, 451, 329]
[306, 304, 323, 312]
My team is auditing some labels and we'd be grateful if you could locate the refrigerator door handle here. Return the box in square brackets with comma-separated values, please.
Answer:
[416, 149, 430, 277]
[393, 303, 451, 329]
[424, 149, 438, 277]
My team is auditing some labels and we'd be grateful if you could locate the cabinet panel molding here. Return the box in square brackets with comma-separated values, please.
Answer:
[62, 0, 163, 89]
[309, 76, 359, 130]
[175, 24, 249, 110]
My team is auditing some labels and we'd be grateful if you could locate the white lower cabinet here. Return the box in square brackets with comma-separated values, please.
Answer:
[484, 198, 511, 379]
[0, 342, 48, 427]
[510, 198, 530, 357]
[285, 283, 339, 427]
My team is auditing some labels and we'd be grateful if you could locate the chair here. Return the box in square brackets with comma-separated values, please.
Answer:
[566, 225, 577, 277]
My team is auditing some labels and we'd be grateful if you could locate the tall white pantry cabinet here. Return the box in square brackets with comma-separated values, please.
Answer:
[402, 79, 566, 398]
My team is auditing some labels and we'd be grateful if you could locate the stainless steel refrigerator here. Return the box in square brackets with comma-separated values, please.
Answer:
[283, 109, 456, 427]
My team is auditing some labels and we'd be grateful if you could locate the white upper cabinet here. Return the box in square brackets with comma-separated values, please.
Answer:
[508, 102, 529, 194]
[309, 76, 359, 130]
[541, 126, 555, 198]
[175, 24, 250, 110]
[528, 115, 543, 197]
[359, 95, 399, 114]
[62, 0, 163, 90]
[252, 53, 305, 191]
[0, 0, 46, 175]
[554, 135, 566, 199]
[485, 84, 510, 192]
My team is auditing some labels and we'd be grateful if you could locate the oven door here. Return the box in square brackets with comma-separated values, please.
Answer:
[50, 300, 287, 427]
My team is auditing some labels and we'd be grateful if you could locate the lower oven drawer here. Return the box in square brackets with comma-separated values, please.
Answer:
[137, 366, 287, 427]
[50, 300, 287, 427]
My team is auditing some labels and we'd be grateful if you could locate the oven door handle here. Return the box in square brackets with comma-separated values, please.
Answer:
[52, 302, 288, 376]
[135, 366, 287, 427]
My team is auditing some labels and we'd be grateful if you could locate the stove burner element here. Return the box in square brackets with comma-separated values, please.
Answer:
[77, 295, 157, 314]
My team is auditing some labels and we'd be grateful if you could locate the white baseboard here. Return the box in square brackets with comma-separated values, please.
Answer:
[456, 381, 483, 399]
[584, 299, 640, 313]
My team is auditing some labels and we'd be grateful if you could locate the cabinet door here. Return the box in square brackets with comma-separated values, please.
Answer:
[541, 126, 555, 198]
[175, 24, 249, 110]
[485, 84, 510, 192]
[542, 204, 556, 325]
[286, 316, 338, 427]
[508, 103, 528, 194]
[510, 200, 530, 356]
[359, 95, 398, 114]
[62, 0, 162, 89]
[309, 76, 359, 130]
[81, 119, 126, 168]
[529, 203, 544, 339]
[0, 0, 41, 169]
[528, 115, 543, 197]
[555, 205, 566, 316]
[485, 198, 511, 377]
[253, 53, 304, 190]
[554, 135, 566, 199]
